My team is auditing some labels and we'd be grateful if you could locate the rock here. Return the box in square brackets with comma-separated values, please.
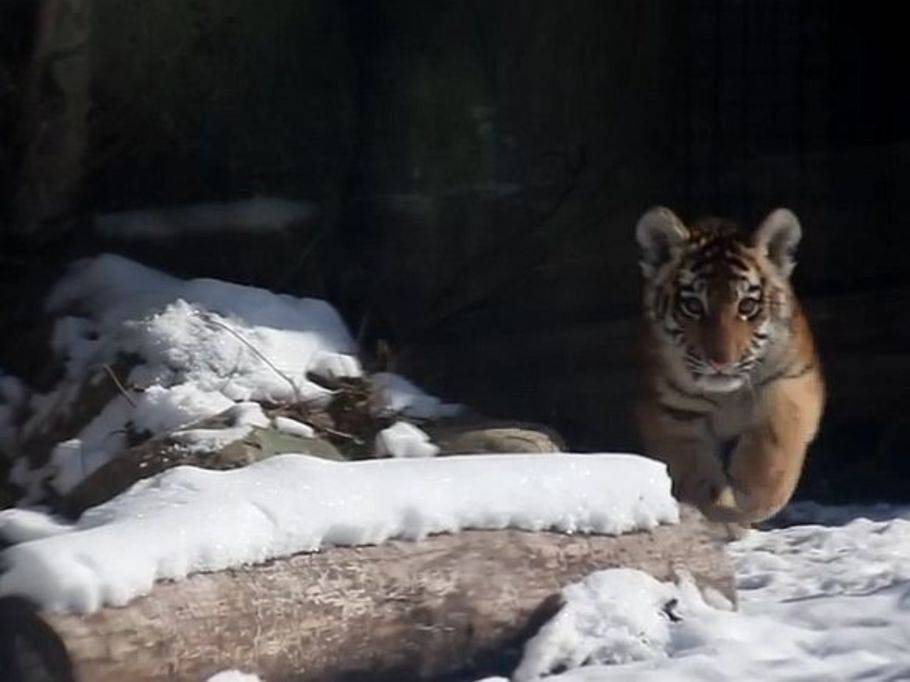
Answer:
[61, 410, 566, 517]
[61, 409, 343, 518]
[247, 426, 344, 461]
[425, 417, 565, 455]
[21, 367, 567, 516]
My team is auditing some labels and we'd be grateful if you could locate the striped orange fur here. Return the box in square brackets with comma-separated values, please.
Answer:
[635, 207, 824, 524]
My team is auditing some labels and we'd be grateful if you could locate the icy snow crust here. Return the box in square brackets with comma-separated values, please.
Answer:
[0, 453, 678, 614]
[508, 503, 910, 681]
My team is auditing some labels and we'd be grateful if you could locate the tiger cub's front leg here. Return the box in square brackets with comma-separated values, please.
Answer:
[637, 401, 735, 513]
[721, 370, 824, 523]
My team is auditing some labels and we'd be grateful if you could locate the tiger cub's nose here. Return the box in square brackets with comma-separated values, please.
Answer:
[708, 360, 736, 374]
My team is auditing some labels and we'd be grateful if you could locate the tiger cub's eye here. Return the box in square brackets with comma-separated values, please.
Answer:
[738, 298, 760, 318]
[679, 296, 704, 318]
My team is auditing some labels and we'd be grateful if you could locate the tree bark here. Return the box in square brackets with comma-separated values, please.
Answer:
[0, 507, 732, 682]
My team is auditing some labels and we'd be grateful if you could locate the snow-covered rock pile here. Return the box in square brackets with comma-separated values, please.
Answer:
[0, 453, 678, 613]
[1, 254, 462, 504]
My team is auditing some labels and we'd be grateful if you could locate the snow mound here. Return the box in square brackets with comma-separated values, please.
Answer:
[0, 453, 677, 614]
[513, 569, 684, 680]
[46, 255, 359, 401]
[511, 506, 910, 681]
[205, 670, 262, 682]
[10, 255, 456, 500]
[0, 508, 73, 543]
[372, 372, 462, 419]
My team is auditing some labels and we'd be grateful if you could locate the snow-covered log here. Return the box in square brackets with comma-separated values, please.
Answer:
[0, 506, 732, 682]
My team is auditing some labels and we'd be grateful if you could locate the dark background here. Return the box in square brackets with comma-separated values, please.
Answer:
[1, 0, 908, 503]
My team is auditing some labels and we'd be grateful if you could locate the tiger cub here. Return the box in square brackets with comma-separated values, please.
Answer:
[635, 207, 824, 524]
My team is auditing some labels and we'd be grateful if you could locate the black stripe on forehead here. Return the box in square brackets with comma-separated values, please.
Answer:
[683, 235, 757, 279]
[725, 252, 754, 274]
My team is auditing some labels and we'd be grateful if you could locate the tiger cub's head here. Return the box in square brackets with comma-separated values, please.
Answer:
[635, 207, 802, 393]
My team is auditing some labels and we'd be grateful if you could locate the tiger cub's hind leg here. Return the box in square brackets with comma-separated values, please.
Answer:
[723, 372, 823, 524]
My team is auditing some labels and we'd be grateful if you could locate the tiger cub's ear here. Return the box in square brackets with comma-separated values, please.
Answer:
[635, 207, 689, 278]
[753, 208, 801, 279]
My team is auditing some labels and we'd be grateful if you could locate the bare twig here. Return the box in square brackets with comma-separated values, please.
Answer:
[274, 228, 324, 290]
[194, 311, 303, 402]
[102, 364, 136, 407]
[319, 425, 364, 446]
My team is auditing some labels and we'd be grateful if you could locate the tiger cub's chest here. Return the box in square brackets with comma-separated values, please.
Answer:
[708, 390, 756, 442]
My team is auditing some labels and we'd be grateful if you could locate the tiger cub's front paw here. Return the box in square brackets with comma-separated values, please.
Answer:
[675, 474, 740, 522]
[675, 472, 733, 509]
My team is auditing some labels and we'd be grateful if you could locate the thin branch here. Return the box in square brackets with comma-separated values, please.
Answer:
[274, 228, 324, 290]
[102, 364, 136, 407]
[319, 425, 364, 446]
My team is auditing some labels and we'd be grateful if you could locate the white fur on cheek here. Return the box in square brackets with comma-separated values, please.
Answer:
[695, 374, 745, 393]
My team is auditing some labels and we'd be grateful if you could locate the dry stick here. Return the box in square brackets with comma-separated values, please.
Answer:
[319, 425, 364, 446]
[195, 311, 303, 403]
[102, 364, 136, 408]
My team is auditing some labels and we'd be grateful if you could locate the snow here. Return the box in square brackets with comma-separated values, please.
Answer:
[169, 402, 270, 453]
[46, 399, 133, 495]
[0, 508, 73, 543]
[507, 503, 910, 681]
[120, 299, 359, 403]
[205, 670, 262, 682]
[12, 255, 373, 498]
[131, 383, 235, 436]
[0, 453, 677, 614]
[45, 256, 358, 397]
[513, 569, 686, 680]
[732, 510, 910, 602]
[307, 349, 363, 384]
[272, 416, 315, 438]
[4, 255, 473, 501]
[375, 421, 440, 458]
[95, 196, 312, 239]
[372, 371, 463, 419]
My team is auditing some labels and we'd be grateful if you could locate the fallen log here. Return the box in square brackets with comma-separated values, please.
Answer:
[0, 506, 732, 682]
